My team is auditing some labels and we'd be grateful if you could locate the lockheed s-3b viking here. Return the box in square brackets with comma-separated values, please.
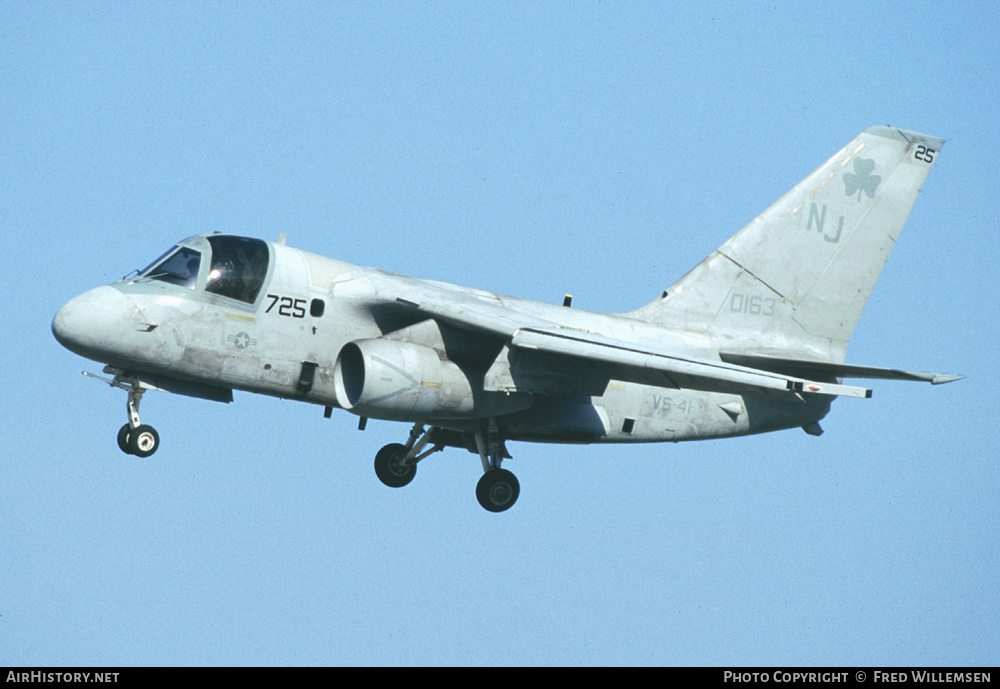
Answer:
[52, 127, 962, 512]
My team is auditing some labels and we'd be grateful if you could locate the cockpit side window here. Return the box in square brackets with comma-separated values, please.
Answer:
[205, 236, 270, 304]
[140, 247, 201, 290]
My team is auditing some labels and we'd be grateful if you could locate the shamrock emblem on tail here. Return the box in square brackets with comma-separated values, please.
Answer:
[843, 157, 881, 201]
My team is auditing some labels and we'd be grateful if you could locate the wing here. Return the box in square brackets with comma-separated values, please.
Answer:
[383, 279, 876, 400]
[386, 278, 556, 338]
[508, 327, 872, 399]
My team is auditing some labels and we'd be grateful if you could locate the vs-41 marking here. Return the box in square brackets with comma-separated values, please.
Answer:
[651, 395, 697, 417]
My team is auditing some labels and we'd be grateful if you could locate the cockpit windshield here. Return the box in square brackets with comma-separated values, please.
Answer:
[204, 235, 270, 304]
[135, 235, 270, 303]
[139, 246, 201, 289]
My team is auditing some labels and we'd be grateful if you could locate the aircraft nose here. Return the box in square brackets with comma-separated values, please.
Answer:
[52, 286, 146, 361]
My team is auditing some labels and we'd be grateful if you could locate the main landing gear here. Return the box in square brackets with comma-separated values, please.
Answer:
[373, 420, 520, 513]
[473, 419, 519, 513]
[84, 368, 161, 458]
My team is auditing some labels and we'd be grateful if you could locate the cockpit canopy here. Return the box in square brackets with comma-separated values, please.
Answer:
[138, 235, 270, 304]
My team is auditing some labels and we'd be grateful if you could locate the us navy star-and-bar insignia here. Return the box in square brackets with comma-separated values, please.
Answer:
[228, 332, 257, 349]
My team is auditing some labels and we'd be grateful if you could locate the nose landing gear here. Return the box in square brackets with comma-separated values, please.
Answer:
[115, 384, 160, 458]
[84, 368, 161, 458]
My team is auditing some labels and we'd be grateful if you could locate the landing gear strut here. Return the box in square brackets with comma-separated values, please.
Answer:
[84, 368, 160, 458]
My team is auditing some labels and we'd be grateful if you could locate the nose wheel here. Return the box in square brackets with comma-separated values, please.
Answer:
[117, 423, 160, 458]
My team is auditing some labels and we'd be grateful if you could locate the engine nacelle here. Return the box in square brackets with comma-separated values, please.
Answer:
[334, 339, 529, 422]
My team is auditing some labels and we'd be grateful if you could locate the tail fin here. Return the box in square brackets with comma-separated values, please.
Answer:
[629, 126, 944, 361]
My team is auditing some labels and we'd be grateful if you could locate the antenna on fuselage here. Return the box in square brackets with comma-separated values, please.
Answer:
[277, 232, 287, 245]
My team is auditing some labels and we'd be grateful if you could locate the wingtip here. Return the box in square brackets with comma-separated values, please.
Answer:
[931, 374, 965, 385]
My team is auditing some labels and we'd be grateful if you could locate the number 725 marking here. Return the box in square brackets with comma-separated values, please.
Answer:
[265, 294, 306, 318]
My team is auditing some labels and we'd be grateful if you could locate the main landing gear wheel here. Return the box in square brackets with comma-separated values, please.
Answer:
[374, 442, 417, 488]
[476, 468, 520, 513]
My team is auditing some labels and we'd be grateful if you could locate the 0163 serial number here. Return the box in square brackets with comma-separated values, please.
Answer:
[730, 293, 776, 317]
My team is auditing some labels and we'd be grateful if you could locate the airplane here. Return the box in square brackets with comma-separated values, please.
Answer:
[52, 126, 962, 512]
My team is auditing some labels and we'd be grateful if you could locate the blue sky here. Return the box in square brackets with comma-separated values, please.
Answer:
[2, 1, 997, 666]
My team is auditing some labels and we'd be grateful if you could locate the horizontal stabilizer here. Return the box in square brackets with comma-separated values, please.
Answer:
[719, 352, 964, 385]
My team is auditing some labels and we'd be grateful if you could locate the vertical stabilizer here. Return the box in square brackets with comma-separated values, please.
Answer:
[629, 127, 943, 360]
